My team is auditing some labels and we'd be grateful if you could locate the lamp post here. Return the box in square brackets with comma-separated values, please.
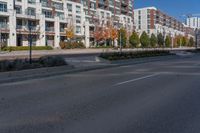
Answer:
[28, 20, 33, 64]
[195, 28, 198, 49]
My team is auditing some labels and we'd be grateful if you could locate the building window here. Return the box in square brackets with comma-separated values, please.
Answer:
[56, 12, 65, 20]
[101, 12, 104, 18]
[53, 2, 63, 10]
[76, 26, 81, 34]
[15, 5, 22, 14]
[0, 2, 7, 12]
[67, 4, 72, 12]
[28, 0, 36, 4]
[27, 7, 36, 16]
[90, 2, 96, 9]
[42, 9, 53, 18]
[85, 10, 89, 15]
[76, 16, 81, 23]
[76, 6, 81, 14]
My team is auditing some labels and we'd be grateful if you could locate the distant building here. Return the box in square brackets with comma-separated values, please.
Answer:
[186, 17, 200, 29]
[134, 7, 194, 40]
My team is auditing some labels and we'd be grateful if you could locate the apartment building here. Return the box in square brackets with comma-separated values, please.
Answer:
[186, 17, 200, 29]
[0, 0, 134, 48]
[134, 7, 194, 40]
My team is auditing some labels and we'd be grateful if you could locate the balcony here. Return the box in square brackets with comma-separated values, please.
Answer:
[16, 25, 38, 32]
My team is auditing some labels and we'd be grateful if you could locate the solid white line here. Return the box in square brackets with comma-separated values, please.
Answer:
[114, 73, 159, 86]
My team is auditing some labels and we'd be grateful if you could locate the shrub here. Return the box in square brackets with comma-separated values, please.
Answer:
[0, 56, 67, 72]
[38, 56, 66, 67]
[100, 50, 172, 61]
[2, 46, 53, 51]
[59, 41, 85, 49]
[59, 42, 66, 49]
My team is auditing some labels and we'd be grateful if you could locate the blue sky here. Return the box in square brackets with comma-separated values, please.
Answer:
[134, 0, 200, 21]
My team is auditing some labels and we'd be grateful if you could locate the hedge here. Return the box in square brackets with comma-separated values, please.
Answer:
[60, 42, 85, 49]
[99, 50, 173, 61]
[0, 56, 67, 72]
[2, 46, 53, 51]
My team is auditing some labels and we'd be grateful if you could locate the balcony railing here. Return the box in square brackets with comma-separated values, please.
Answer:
[16, 25, 37, 31]
[0, 23, 8, 29]
[60, 28, 65, 32]
[46, 27, 54, 32]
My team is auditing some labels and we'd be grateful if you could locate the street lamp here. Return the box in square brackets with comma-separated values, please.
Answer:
[195, 28, 198, 49]
[28, 20, 34, 64]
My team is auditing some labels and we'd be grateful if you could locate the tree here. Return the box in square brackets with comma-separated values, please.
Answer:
[182, 36, 188, 46]
[129, 32, 140, 48]
[65, 23, 74, 42]
[176, 35, 182, 47]
[165, 35, 171, 48]
[109, 26, 118, 46]
[157, 33, 164, 47]
[150, 33, 157, 48]
[188, 37, 194, 47]
[94, 26, 104, 46]
[140, 31, 150, 48]
[118, 27, 127, 47]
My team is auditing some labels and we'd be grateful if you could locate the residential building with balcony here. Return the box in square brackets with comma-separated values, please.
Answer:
[0, 0, 134, 48]
[134, 7, 194, 44]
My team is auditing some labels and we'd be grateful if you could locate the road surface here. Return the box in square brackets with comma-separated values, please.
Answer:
[1, 55, 200, 133]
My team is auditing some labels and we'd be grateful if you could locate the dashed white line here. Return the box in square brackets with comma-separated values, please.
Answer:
[114, 73, 159, 86]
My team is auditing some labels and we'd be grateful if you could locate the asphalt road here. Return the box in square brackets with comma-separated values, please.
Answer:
[1, 55, 200, 133]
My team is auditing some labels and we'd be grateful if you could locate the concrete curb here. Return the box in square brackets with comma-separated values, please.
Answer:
[0, 55, 182, 84]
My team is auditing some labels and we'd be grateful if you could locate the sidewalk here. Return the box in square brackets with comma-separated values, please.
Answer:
[0, 47, 195, 60]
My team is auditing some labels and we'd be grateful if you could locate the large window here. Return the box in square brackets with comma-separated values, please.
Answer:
[15, 5, 22, 14]
[0, 2, 7, 12]
[76, 6, 81, 14]
[53, 2, 63, 10]
[28, 0, 36, 4]
[67, 4, 72, 12]
[56, 12, 65, 20]
[76, 16, 81, 23]
[27, 7, 36, 16]
[76, 26, 81, 34]
[42, 9, 53, 18]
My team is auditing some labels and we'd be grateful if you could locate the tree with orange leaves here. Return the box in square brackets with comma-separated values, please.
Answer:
[65, 22, 74, 42]
[93, 26, 104, 45]
[110, 26, 118, 46]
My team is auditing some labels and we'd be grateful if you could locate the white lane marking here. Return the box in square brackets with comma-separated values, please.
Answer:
[114, 73, 159, 86]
